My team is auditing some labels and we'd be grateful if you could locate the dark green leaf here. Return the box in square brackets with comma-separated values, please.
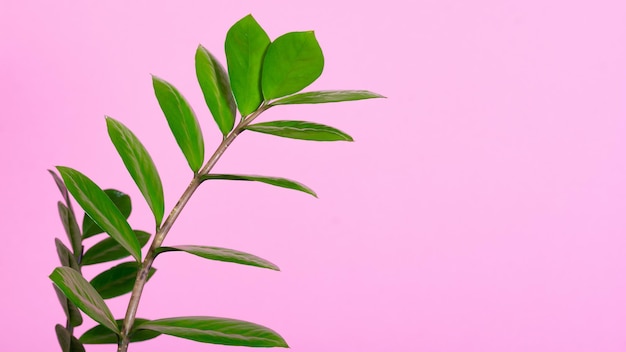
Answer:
[58, 202, 82, 257]
[156, 245, 279, 271]
[106, 117, 165, 226]
[57, 167, 141, 261]
[49, 169, 71, 205]
[261, 31, 324, 100]
[195, 45, 236, 135]
[53, 285, 83, 327]
[90, 262, 156, 299]
[82, 231, 151, 266]
[201, 174, 316, 197]
[49, 267, 118, 333]
[55, 238, 80, 271]
[82, 189, 132, 239]
[246, 120, 353, 142]
[271, 90, 385, 105]
[55, 324, 86, 352]
[80, 318, 160, 344]
[225, 14, 271, 116]
[137, 316, 288, 347]
[152, 76, 205, 172]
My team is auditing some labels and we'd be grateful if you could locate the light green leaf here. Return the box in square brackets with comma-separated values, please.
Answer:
[262, 31, 324, 100]
[82, 231, 151, 266]
[156, 245, 279, 271]
[195, 45, 236, 135]
[55, 238, 80, 271]
[90, 262, 156, 299]
[80, 319, 161, 344]
[152, 76, 205, 172]
[106, 117, 165, 226]
[82, 189, 132, 239]
[225, 14, 271, 116]
[245, 120, 353, 142]
[53, 285, 83, 327]
[271, 90, 385, 105]
[49, 267, 119, 334]
[58, 202, 82, 257]
[137, 316, 288, 347]
[55, 324, 86, 352]
[201, 174, 316, 197]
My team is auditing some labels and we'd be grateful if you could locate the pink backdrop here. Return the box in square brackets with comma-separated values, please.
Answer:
[2, 1, 626, 351]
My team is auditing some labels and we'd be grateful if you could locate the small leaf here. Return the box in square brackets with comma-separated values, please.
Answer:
[201, 174, 316, 197]
[49, 267, 119, 333]
[137, 316, 288, 347]
[271, 90, 385, 105]
[195, 45, 236, 135]
[55, 238, 80, 271]
[106, 117, 165, 226]
[246, 120, 353, 142]
[225, 14, 271, 116]
[57, 167, 141, 262]
[55, 324, 86, 352]
[156, 245, 279, 271]
[49, 169, 71, 204]
[58, 202, 82, 257]
[262, 31, 324, 100]
[152, 76, 205, 172]
[53, 285, 83, 327]
[80, 318, 160, 344]
[90, 262, 156, 299]
[83, 189, 132, 239]
[82, 231, 151, 266]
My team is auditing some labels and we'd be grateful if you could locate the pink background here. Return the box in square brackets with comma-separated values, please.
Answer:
[2, 1, 626, 351]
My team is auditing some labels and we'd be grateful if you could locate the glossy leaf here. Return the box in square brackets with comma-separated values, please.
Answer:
[137, 316, 288, 347]
[262, 31, 324, 100]
[90, 262, 156, 299]
[82, 231, 151, 266]
[106, 117, 165, 225]
[58, 202, 82, 257]
[55, 324, 86, 352]
[271, 90, 385, 105]
[156, 245, 279, 271]
[55, 238, 80, 271]
[80, 318, 160, 344]
[54, 285, 83, 327]
[57, 167, 141, 261]
[195, 45, 236, 135]
[225, 14, 271, 116]
[82, 189, 132, 239]
[201, 174, 316, 197]
[246, 120, 353, 142]
[49, 267, 118, 333]
[152, 76, 205, 172]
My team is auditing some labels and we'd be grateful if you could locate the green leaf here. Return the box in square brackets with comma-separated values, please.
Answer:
[137, 316, 288, 347]
[246, 120, 353, 142]
[49, 267, 119, 334]
[80, 319, 161, 344]
[58, 202, 82, 257]
[55, 324, 86, 352]
[195, 45, 236, 135]
[90, 262, 156, 299]
[106, 117, 165, 226]
[201, 174, 316, 197]
[55, 238, 80, 271]
[225, 14, 271, 116]
[57, 167, 141, 261]
[261, 31, 324, 100]
[152, 76, 205, 172]
[156, 245, 279, 271]
[82, 189, 132, 239]
[271, 90, 385, 105]
[53, 285, 83, 327]
[49, 169, 71, 204]
[82, 231, 151, 266]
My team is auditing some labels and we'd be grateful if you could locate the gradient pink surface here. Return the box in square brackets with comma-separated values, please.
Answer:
[2, 1, 626, 351]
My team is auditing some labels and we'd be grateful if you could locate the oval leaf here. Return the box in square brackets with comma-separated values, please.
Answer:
[58, 202, 82, 257]
[55, 324, 86, 352]
[82, 189, 132, 239]
[262, 31, 324, 100]
[225, 14, 271, 116]
[156, 245, 279, 271]
[82, 231, 151, 266]
[137, 316, 288, 347]
[152, 76, 205, 172]
[90, 262, 156, 299]
[245, 120, 353, 142]
[271, 90, 385, 105]
[55, 238, 80, 271]
[80, 318, 160, 344]
[195, 45, 236, 135]
[53, 285, 83, 327]
[201, 174, 316, 197]
[106, 117, 165, 226]
[49, 267, 118, 333]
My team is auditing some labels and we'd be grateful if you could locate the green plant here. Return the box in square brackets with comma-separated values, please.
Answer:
[49, 14, 383, 352]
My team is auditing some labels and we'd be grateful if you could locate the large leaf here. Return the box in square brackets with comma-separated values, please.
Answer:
[80, 319, 160, 344]
[82, 189, 132, 239]
[53, 285, 83, 327]
[58, 202, 82, 257]
[90, 262, 156, 299]
[261, 31, 324, 100]
[246, 120, 353, 142]
[201, 174, 316, 197]
[156, 245, 279, 271]
[137, 316, 288, 347]
[55, 324, 86, 352]
[49, 267, 119, 334]
[106, 117, 165, 226]
[57, 167, 141, 262]
[271, 90, 385, 105]
[55, 238, 80, 271]
[152, 76, 205, 172]
[82, 231, 151, 266]
[195, 45, 236, 135]
[225, 14, 271, 116]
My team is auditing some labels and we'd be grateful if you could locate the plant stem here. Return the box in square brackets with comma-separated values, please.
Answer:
[117, 104, 268, 352]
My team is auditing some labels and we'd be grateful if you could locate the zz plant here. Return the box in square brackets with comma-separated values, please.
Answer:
[49, 14, 383, 352]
